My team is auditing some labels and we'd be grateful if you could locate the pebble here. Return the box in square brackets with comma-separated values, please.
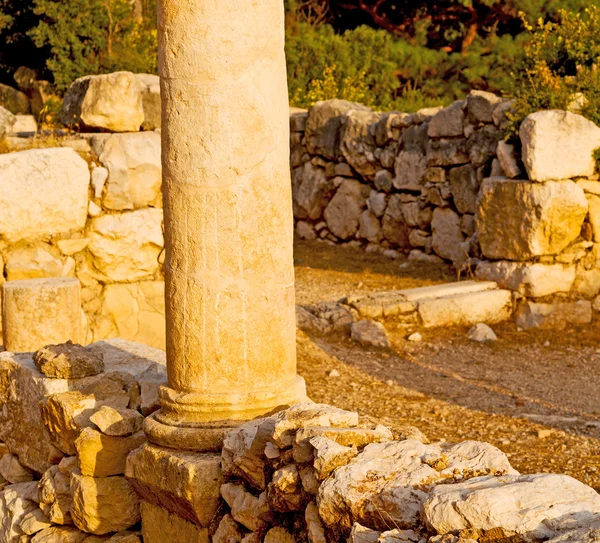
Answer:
[328, 369, 340, 378]
[467, 323, 497, 343]
[543, 340, 550, 347]
[408, 332, 422, 342]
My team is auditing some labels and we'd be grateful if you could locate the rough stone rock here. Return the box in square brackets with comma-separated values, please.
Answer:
[468, 125, 502, 166]
[306, 100, 371, 160]
[4, 243, 73, 281]
[515, 300, 592, 330]
[477, 178, 588, 260]
[546, 520, 600, 543]
[75, 427, 145, 477]
[350, 320, 390, 349]
[496, 141, 521, 178]
[318, 439, 517, 534]
[94, 281, 166, 350]
[427, 139, 469, 167]
[87, 209, 164, 282]
[292, 162, 334, 220]
[520, 110, 600, 182]
[324, 180, 368, 240]
[310, 436, 358, 480]
[100, 132, 162, 210]
[56, 238, 90, 256]
[125, 443, 222, 527]
[0, 148, 89, 244]
[448, 164, 478, 214]
[432, 208, 465, 262]
[33, 341, 104, 379]
[60, 72, 144, 132]
[213, 514, 244, 543]
[340, 110, 382, 178]
[20, 508, 53, 535]
[393, 151, 427, 190]
[0, 454, 34, 484]
[379, 529, 422, 542]
[348, 523, 380, 543]
[0, 105, 16, 140]
[296, 306, 332, 335]
[467, 323, 497, 343]
[368, 191, 387, 218]
[140, 501, 209, 543]
[428, 101, 465, 138]
[220, 483, 271, 532]
[89, 405, 144, 437]
[296, 221, 317, 240]
[39, 465, 73, 525]
[475, 261, 576, 298]
[71, 473, 140, 535]
[268, 464, 306, 512]
[0, 83, 29, 114]
[381, 195, 411, 248]
[264, 527, 296, 543]
[305, 501, 327, 543]
[573, 268, 600, 298]
[31, 526, 88, 543]
[10, 114, 37, 136]
[374, 170, 394, 192]
[136, 74, 161, 130]
[0, 482, 39, 542]
[467, 90, 503, 123]
[423, 474, 600, 540]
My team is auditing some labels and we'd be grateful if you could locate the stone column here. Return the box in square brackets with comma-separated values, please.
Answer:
[145, 0, 306, 451]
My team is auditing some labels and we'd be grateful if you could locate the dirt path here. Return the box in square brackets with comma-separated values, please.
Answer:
[294, 240, 600, 491]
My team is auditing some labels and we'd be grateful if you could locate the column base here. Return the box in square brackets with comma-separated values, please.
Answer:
[144, 375, 308, 451]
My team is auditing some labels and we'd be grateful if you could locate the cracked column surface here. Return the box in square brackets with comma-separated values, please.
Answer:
[144, 0, 307, 451]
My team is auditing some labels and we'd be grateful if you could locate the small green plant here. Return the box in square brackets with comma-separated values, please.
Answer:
[594, 148, 600, 173]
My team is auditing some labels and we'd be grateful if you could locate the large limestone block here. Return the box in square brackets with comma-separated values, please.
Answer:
[93, 281, 166, 349]
[423, 474, 600, 540]
[324, 180, 368, 240]
[431, 208, 465, 262]
[140, 501, 209, 543]
[427, 100, 465, 138]
[71, 473, 140, 535]
[75, 427, 146, 477]
[292, 162, 333, 220]
[340, 110, 382, 178]
[318, 439, 517, 534]
[136, 74, 161, 131]
[477, 178, 588, 260]
[34, 341, 104, 379]
[125, 443, 222, 527]
[99, 132, 162, 210]
[418, 289, 514, 328]
[87, 210, 164, 282]
[90, 405, 144, 437]
[520, 110, 600, 182]
[0, 106, 16, 140]
[475, 261, 576, 298]
[0, 148, 89, 243]
[39, 464, 73, 525]
[2, 278, 82, 353]
[306, 100, 371, 160]
[0, 482, 40, 543]
[515, 300, 592, 330]
[60, 72, 144, 132]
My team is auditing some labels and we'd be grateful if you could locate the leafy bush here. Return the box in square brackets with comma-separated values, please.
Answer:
[510, 6, 600, 134]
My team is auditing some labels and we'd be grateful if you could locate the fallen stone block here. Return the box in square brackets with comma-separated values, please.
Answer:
[39, 465, 73, 525]
[71, 472, 140, 535]
[515, 300, 593, 330]
[0, 453, 34, 484]
[90, 405, 144, 437]
[220, 482, 271, 532]
[19, 507, 53, 535]
[350, 320, 390, 348]
[33, 341, 104, 379]
[140, 501, 209, 543]
[0, 481, 40, 543]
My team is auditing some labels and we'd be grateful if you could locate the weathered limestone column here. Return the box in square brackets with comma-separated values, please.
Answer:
[145, 0, 306, 451]
[2, 278, 82, 352]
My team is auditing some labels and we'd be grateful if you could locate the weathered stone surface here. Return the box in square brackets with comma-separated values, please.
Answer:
[358, 211, 381, 242]
[296, 221, 317, 240]
[61, 72, 144, 132]
[0, 454, 34, 484]
[57, 238, 90, 256]
[340, 110, 382, 178]
[213, 514, 244, 543]
[4, 243, 73, 281]
[34, 341, 104, 379]
[94, 281, 166, 350]
[0, 105, 16, 140]
[30, 526, 88, 543]
[350, 320, 390, 349]
[71, 473, 140, 535]
[100, 132, 162, 210]
[306, 100, 371, 160]
[418, 289, 513, 328]
[427, 139, 469, 167]
[20, 508, 52, 535]
[0, 482, 39, 543]
[586, 193, 600, 243]
[431, 208, 465, 262]
[0, 148, 89, 244]
[348, 523, 380, 543]
[292, 162, 333, 220]
[477, 178, 588, 260]
[318, 439, 516, 534]
[87, 209, 164, 282]
[393, 151, 427, 190]
[467, 90, 503, 123]
[423, 474, 600, 540]
[496, 141, 521, 178]
[221, 483, 271, 531]
[75, 427, 145, 477]
[10, 114, 37, 135]
[0, 83, 29, 114]
[381, 195, 411, 248]
[310, 436, 358, 480]
[573, 268, 600, 298]
[468, 125, 502, 166]
[39, 465, 73, 525]
[125, 443, 222, 527]
[140, 501, 209, 543]
[90, 405, 144, 437]
[546, 520, 600, 543]
[428, 101, 465, 138]
[520, 110, 600, 182]
[515, 300, 592, 330]
[136, 74, 161, 131]
[324, 180, 368, 240]
[475, 261, 576, 298]
[264, 527, 295, 543]
[448, 164, 478, 214]
[467, 323, 497, 343]
[306, 501, 327, 543]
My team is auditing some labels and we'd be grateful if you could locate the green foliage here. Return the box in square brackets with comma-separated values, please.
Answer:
[30, 0, 157, 93]
[510, 6, 600, 134]
[594, 148, 600, 173]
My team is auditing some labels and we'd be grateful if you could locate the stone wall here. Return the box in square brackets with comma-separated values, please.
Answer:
[2, 72, 600, 347]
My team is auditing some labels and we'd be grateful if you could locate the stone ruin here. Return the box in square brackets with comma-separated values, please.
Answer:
[0, 0, 599, 542]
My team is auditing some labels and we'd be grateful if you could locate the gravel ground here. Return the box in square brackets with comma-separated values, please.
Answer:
[294, 239, 600, 491]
